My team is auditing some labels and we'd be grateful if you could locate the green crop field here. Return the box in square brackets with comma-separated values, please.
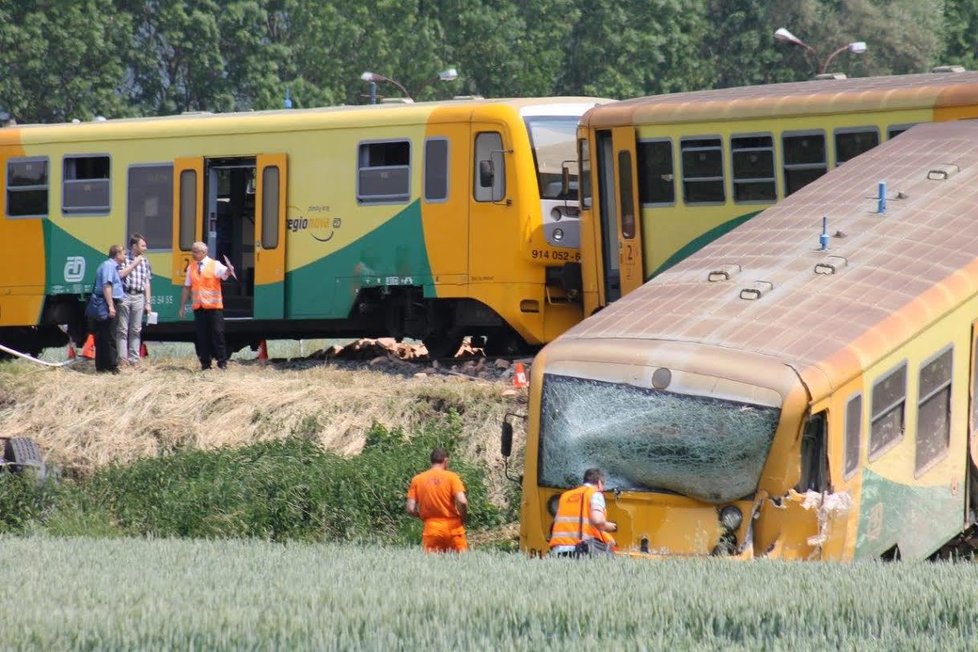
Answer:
[2, 536, 977, 650]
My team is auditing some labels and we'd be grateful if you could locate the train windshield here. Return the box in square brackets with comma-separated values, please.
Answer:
[525, 117, 579, 200]
[538, 374, 781, 504]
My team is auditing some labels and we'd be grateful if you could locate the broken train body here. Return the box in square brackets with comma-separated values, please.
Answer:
[515, 121, 978, 560]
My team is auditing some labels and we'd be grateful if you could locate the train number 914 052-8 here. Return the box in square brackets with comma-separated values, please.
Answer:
[531, 249, 581, 262]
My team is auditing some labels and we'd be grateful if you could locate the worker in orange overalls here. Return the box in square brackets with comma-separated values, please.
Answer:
[406, 447, 469, 553]
[549, 468, 617, 557]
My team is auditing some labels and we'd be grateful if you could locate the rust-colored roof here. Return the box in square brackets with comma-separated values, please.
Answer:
[584, 72, 978, 127]
[565, 120, 978, 392]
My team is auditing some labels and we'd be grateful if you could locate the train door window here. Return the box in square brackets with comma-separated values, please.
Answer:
[680, 136, 724, 204]
[731, 134, 775, 202]
[916, 346, 953, 474]
[618, 150, 635, 239]
[63, 155, 110, 215]
[128, 164, 174, 251]
[637, 139, 674, 205]
[357, 139, 410, 204]
[6, 157, 48, 218]
[423, 138, 449, 202]
[474, 132, 505, 202]
[869, 362, 907, 459]
[796, 410, 829, 492]
[261, 165, 280, 249]
[844, 393, 862, 478]
[835, 128, 879, 165]
[579, 138, 592, 209]
[887, 124, 915, 140]
[782, 131, 826, 195]
[177, 168, 196, 251]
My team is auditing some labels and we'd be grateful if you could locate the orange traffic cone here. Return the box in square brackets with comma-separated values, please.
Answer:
[81, 335, 96, 359]
[257, 340, 268, 361]
[513, 361, 529, 389]
[140, 342, 149, 358]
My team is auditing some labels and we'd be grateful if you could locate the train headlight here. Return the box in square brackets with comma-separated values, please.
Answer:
[719, 505, 743, 533]
[547, 494, 561, 516]
[551, 207, 563, 221]
[553, 228, 564, 241]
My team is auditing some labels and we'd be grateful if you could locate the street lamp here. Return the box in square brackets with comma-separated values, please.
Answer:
[360, 68, 459, 104]
[774, 27, 867, 76]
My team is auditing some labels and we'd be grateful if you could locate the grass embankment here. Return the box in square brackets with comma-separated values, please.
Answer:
[3, 536, 978, 649]
[0, 357, 525, 546]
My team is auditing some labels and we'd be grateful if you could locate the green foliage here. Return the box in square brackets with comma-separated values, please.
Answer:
[0, 414, 499, 545]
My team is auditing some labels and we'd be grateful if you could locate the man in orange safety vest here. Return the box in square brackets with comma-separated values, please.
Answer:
[178, 241, 233, 370]
[549, 468, 617, 557]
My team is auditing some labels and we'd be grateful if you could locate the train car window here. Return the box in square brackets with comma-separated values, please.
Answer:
[357, 140, 410, 204]
[731, 134, 775, 202]
[128, 164, 174, 251]
[617, 151, 636, 238]
[423, 138, 449, 202]
[782, 131, 826, 196]
[835, 128, 879, 165]
[637, 139, 674, 205]
[796, 410, 829, 492]
[261, 166, 279, 249]
[6, 157, 48, 218]
[869, 362, 907, 459]
[916, 346, 953, 474]
[844, 393, 862, 478]
[680, 137, 724, 204]
[578, 138, 592, 209]
[474, 132, 505, 202]
[177, 168, 195, 251]
[887, 124, 915, 139]
[63, 155, 110, 215]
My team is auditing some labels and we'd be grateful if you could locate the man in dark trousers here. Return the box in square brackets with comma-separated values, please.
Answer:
[92, 244, 126, 373]
[178, 241, 233, 370]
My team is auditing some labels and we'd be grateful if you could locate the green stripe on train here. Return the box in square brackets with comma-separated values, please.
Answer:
[648, 211, 760, 280]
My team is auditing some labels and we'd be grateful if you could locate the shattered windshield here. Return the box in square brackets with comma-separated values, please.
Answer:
[525, 117, 579, 200]
[539, 374, 781, 504]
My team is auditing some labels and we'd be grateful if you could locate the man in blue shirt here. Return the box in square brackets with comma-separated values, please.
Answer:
[93, 244, 126, 373]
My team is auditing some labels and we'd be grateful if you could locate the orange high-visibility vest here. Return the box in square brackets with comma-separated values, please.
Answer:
[189, 259, 223, 310]
[548, 484, 614, 549]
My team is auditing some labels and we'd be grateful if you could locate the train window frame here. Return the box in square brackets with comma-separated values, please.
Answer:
[128, 163, 174, 253]
[423, 138, 449, 203]
[887, 124, 916, 140]
[636, 138, 675, 206]
[844, 393, 863, 479]
[782, 130, 827, 196]
[62, 154, 111, 215]
[915, 345, 953, 476]
[261, 165, 280, 250]
[730, 133, 776, 203]
[834, 127, 880, 166]
[796, 410, 829, 493]
[474, 131, 506, 202]
[356, 139, 411, 205]
[6, 156, 49, 219]
[869, 361, 907, 460]
[680, 135, 724, 205]
[617, 150, 635, 239]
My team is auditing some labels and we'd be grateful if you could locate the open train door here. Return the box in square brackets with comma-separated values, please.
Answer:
[611, 127, 644, 298]
[253, 154, 287, 320]
[172, 157, 205, 285]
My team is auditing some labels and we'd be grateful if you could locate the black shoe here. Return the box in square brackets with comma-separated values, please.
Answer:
[217, 361, 227, 370]
[201, 364, 212, 371]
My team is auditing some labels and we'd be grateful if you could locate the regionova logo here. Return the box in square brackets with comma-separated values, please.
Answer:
[287, 205, 342, 242]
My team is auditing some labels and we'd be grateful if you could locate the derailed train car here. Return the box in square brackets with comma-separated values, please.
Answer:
[0, 96, 607, 357]
[510, 120, 978, 560]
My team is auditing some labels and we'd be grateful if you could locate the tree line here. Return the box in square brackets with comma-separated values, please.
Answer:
[0, 0, 973, 123]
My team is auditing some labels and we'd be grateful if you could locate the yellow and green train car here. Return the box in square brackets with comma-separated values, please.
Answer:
[0, 97, 606, 356]
[511, 120, 978, 560]
[576, 70, 978, 317]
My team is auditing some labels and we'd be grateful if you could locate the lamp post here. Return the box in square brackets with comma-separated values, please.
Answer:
[774, 27, 867, 76]
[360, 68, 458, 104]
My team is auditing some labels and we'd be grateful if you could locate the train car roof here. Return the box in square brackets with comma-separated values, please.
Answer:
[583, 71, 978, 126]
[563, 120, 978, 394]
[1, 96, 610, 144]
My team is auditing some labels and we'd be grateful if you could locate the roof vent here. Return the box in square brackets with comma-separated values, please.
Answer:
[707, 264, 742, 282]
[927, 164, 960, 181]
[739, 280, 774, 301]
[932, 65, 966, 73]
